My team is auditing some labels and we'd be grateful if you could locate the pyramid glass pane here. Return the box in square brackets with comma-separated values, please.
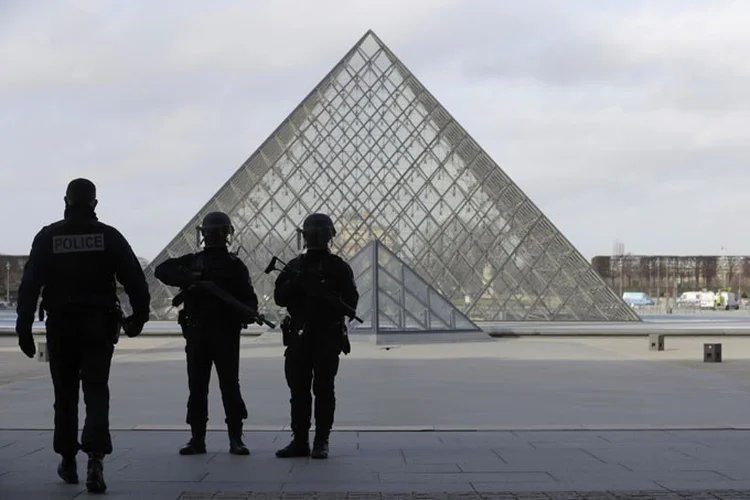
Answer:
[138, 30, 639, 323]
[348, 239, 481, 334]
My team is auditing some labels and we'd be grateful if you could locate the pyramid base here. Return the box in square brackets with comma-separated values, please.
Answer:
[349, 329, 490, 345]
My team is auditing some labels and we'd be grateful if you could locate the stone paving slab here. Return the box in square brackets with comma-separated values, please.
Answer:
[4, 335, 750, 498]
[3, 430, 750, 498]
[7, 336, 750, 430]
[165, 494, 750, 500]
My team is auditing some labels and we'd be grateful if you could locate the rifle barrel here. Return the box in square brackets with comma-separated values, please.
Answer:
[172, 279, 275, 328]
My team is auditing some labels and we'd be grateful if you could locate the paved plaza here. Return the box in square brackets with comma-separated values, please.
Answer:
[3, 332, 750, 498]
[4, 428, 750, 499]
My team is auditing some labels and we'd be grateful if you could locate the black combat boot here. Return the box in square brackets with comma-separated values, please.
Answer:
[57, 454, 78, 484]
[275, 433, 311, 458]
[227, 422, 249, 455]
[311, 431, 329, 459]
[179, 426, 207, 455]
[85, 453, 106, 494]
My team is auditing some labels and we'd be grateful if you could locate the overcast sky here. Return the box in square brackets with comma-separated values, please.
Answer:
[1, 0, 749, 262]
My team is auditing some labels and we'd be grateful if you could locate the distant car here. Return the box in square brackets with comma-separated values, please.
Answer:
[622, 292, 654, 306]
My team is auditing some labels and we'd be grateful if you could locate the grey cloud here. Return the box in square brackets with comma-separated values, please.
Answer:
[435, 0, 750, 112]
[0, 0, 459, 89]
[2, 0, 750, 262]
[642, 74, 750, 114]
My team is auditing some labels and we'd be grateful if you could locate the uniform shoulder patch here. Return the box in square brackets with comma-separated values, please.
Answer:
[52, 233, 105, 254]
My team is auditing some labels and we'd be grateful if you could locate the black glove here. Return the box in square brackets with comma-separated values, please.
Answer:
[16, 317, 36, 358]
[241, 311, 262, 326]
[341, 331, 351, 355]
[122, 315, 146, 338]
[174, 268, 201, 289]
[15, 321, 36, 359]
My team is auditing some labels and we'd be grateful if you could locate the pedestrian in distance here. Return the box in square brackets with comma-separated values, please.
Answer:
[15, 178, 150, 493]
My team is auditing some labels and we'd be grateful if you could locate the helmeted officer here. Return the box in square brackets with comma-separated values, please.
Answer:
[154, 211, 258, 456]
[15, 178, 150, 494]
[273, 213, 359, 459]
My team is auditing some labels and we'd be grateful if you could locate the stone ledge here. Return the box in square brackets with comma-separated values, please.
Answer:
[488, 329, 750, 336]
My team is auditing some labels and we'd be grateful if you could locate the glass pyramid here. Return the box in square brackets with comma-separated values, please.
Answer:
[348, 239, 481, 334]
[139, 30, 639, 323]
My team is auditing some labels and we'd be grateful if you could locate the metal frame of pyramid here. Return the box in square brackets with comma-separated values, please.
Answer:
[348, 239, 482, 334]
[139, 30, 640, 324]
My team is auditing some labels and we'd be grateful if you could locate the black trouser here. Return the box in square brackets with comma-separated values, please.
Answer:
[284, 340, 340, 440]
[185, 330, 248, 428]
[45, 312, 116, 457]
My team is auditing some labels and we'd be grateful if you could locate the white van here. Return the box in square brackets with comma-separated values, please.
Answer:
[677, 291, 703, 306]
[701, 291, 740, 310]
[699, 292, 717, 309]
[718, 291, 740, 310]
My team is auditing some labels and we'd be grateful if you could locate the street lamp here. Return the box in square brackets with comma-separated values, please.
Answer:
[4, 261, 9, 304]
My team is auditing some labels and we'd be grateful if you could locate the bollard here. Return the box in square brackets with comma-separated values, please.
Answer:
[36, 341, 48, 363]
[704, 343, 722, 363]
[649, 334, 664, 351]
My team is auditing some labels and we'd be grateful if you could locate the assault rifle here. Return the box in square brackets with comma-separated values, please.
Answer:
[172, 279, 276, 328]
[264, 256, 363, 324]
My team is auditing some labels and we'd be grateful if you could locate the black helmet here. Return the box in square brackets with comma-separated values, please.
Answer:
[199, 211, 234, 248]
[301, 213, 336, 250]
[200, 212, 233, 231]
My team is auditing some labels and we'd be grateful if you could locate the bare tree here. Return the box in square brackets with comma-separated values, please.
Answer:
[639, 257, 653, 295]
[589, 254, 750, 296]
[726, 256, 739, 290]
[742, 257, 750, 296]
[701, 256, 718, 289]
[592, 256, 612, 284]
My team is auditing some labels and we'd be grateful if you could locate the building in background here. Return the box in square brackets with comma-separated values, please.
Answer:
[591, 255, 750, 299]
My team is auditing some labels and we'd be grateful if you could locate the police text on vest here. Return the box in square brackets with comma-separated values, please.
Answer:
[53, 234, 105, 253]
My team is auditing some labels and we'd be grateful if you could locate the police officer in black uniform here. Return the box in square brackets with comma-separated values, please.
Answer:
[154, 211, 258, 456]
[274, 213, 359, 459]
[15, 178, 150, 494]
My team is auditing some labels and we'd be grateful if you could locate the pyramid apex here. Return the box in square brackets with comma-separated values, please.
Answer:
[352, 29, 383, 49]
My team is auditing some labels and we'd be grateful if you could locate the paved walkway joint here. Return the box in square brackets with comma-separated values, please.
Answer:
[172, 492, 750, 499]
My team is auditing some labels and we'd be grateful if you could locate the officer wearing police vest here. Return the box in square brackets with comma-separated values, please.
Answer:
[15, 178, 150, 494]
[273, 213, 359, 459]
[154, 211, 258, 456]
